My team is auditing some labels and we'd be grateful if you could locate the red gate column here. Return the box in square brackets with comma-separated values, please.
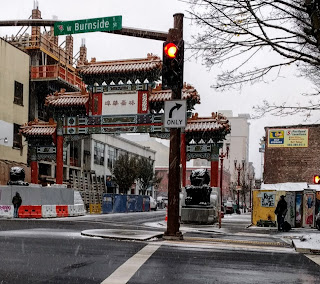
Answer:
[210, 160, 219, 187]
[56, 118, 64, 184]
[30, 147, 38, 184]
[210, 145, 220, 187]
[181, 131, 186, 187]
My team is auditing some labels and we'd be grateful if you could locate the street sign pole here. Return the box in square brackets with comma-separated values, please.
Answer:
[0, 20, 168, 41]
[164, 13, 184, 239]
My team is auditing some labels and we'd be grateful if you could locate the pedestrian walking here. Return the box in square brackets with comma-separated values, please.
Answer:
[12, 192, 22, 218]
[275, 195, 287, 231]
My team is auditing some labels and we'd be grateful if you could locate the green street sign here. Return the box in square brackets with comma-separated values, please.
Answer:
[54, 15, 122, 36]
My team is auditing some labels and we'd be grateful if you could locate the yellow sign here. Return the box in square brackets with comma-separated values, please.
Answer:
[268, 129, 308, 148]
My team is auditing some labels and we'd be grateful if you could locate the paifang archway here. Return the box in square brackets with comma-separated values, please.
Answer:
[20, 54, 202, 184]
[20, 54, 230, 189]
[20, 54, 231, 233]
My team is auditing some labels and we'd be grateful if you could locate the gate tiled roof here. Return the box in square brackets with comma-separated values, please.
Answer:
[186, 113, 230, 133]
[150, 83, 200, 103]
[45, 89, 89, 107]
[20, 119, 56, 136]
[78, 54, 161, 75]
[77, 54, 162, 85]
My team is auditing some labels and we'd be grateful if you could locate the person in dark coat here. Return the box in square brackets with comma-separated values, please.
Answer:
[12, 192, 22, 218]
[275, 195, 287, 231]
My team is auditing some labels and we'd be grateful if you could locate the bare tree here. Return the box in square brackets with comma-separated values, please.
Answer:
[113, 153, 138, 194]
[185, 0, 320, 116]
[136, 157, 155, 195]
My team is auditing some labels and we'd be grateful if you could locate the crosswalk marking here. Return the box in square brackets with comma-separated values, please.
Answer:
[305, 254, 320, 267]
[101, 244, 161, 284]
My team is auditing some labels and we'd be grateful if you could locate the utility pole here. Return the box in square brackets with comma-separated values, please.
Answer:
[235, 160, 245, 214]
[218, 144, 229, 228]
[163, 13, 184, 239]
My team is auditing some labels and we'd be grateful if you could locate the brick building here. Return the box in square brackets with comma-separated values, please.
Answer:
[264, 124, 320, 184]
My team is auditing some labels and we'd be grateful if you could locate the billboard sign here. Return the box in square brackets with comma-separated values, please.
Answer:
[268, 128, 308, 148]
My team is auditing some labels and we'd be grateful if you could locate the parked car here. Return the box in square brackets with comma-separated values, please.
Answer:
[316, 212, 320, 231]
[150, 196, 157, 211]
[224, 201, 234, 214]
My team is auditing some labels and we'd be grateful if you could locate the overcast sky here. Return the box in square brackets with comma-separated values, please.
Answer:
[1, 0, 319, 179]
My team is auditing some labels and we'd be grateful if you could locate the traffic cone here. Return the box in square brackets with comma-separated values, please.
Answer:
[165, 208, 168, 222]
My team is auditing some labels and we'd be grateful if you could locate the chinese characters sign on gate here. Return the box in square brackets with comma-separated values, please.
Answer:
[92, 91, 149, 115]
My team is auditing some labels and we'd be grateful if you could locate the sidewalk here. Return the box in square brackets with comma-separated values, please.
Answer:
[111, 213, 320, 253]
[80, 212, 319, 254]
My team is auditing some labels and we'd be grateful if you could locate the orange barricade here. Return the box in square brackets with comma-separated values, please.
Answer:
[29, 206, 42, 218]
[18, 205, 42, 218]
[18, 206, 31, 218]
[56, 205, 69, 217]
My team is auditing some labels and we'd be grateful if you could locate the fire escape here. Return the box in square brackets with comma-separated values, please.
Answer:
[4, 5, 86, 122]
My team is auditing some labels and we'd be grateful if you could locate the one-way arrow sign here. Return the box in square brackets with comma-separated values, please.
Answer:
[169, 103, 182, 118]
[164, 100, 187, 128]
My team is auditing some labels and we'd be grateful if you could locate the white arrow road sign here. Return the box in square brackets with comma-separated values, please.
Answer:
[164, 100, 187, 128]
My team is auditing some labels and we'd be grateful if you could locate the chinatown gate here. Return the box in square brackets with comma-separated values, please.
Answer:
[21, 67, 231, 189]
[20, 57, 231, 229]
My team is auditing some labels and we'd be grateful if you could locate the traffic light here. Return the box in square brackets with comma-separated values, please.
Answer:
[162, 40, 184, 91]
[314, 175, 320, 184]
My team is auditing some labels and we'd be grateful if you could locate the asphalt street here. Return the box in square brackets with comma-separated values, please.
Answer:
[0, 211, 319, 284]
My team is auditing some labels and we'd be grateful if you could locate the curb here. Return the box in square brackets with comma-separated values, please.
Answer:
[292, 240, 320, 254]
[81, 229, 163, 241]
[183, 237, 291, 247]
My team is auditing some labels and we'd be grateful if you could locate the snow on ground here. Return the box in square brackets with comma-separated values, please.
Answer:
[222, 212, 252, 222]
[293, 234, 320, 250]
[288, 232, 320, 252]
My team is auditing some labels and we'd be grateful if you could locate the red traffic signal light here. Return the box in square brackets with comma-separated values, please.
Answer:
[162, 40, 184, 90]
[314, 175, 320, 184]
[164, 42, 178, 59]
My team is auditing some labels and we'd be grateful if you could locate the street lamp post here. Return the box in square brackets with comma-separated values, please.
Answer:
[248, 173, 254, 211]
[218, 144, 229, 228]
[234, 159, 245, 213]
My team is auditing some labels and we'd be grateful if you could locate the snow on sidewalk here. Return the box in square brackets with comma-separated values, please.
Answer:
[291, 233, 320, 253]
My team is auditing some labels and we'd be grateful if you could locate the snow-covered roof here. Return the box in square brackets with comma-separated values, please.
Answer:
[260, 182, 320, 192]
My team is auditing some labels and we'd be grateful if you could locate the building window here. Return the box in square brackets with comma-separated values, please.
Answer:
[13, 123, 22, 149]
[14, 81, 23, 106]
[70, 140, 81, 167]
[94, 141, 105, 166]
[107, 147, 117, 169]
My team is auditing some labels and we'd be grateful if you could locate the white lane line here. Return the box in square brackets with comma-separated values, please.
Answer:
[305, 254, 320, 267]
[101, 244, 161, 284]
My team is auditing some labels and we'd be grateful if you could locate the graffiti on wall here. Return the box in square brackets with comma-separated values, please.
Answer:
[304, 193, 314, 225]
[295, 193, 302, 227]
[284, 192, 295, 227]
[261, 193, 275, 207]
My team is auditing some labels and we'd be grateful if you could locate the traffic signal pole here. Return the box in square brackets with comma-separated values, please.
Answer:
[164, 13, 184, 239]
